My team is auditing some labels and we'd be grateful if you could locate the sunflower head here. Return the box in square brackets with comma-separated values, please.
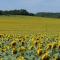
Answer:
[52, 42, 57, 49]
[19, 46, 26, 52]
[17, 56, 25, 60]
[47, 44, 52, 50]
[37, 48, 42, 56]
[42, 52, 50, 60]
[11, 41, 16, 48]
[12, 48, 17, 54]
[55, 56, 60, 60]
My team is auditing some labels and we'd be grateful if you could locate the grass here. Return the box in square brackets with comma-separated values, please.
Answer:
[0, 15, 60, 34]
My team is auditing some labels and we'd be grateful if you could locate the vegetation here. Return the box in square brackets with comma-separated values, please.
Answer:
[0, 15, 60, 60]
[0, 33, 60, 60]
[36, 12, 60, 18]
[0, 16, 60, 33]
[0, 9, 34, 16]
[0, 9, 60, 18]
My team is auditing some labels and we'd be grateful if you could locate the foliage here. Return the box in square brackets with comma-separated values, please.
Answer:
[36, 12, 60, 18]
[1, 9, 60, 18]
[0, 9, 34, 16]
[0, 33, 60, 60]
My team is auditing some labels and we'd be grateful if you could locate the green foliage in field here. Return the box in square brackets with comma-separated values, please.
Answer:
[0, 9, 34, 16]
[0, 33, 60, 60]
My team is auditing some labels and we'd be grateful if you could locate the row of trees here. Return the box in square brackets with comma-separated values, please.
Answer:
[0, 9, 60, 18]
[0, 9, 34, 16]
[36, 12, 60, 18]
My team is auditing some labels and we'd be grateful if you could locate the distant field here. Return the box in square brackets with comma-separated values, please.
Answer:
[0, 15, 60, 34]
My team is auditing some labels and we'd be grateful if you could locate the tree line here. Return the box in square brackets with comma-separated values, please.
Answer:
[36, 12, 60, 18]
[0, 9, 60, 18]
[0, 9, 34, 16]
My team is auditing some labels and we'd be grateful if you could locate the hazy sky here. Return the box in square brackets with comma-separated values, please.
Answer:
[0, 0, 60, 13]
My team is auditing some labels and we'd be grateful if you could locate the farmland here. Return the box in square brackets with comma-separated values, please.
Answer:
[0, 15, 60, 33]
[0, 16, 60, 60]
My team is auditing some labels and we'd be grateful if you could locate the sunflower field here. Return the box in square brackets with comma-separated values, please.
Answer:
[0, 33, 60, 60]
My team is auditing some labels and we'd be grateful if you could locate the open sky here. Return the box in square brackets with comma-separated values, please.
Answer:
[0, 0, 60, 13]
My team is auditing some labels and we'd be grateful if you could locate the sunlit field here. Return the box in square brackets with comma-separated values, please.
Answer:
[0, 15, 60, 33]
[0, 16, 60, 60]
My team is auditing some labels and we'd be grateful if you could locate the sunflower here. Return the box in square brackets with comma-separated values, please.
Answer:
[19, 46, 26, 52]
[0, 58, 3, 60]
[2, 48, 6, 53]
[58, 42, 60, 49]
[46, 43, 52, 51]
[37, 48, 42, 56]
[0, 34, 4, 38]
[55, 56, 60, 60]
[11, 41, 16, 48]
[52, 42, 57, 49]
[12, 48, 17, 54]
[17, 56, 25, 60]
[42, 52, 50, 60]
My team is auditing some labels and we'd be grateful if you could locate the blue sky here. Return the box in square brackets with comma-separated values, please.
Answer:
[0, 0, 60, 13]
